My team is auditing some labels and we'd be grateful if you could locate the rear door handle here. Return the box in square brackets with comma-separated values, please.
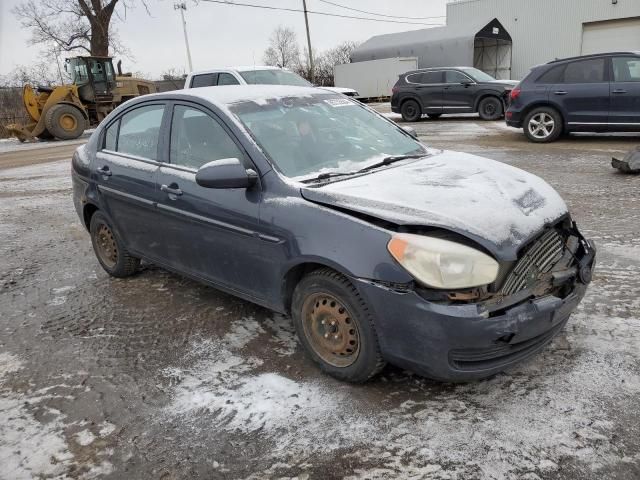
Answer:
[161, 184, 183, 196]
[97, 166, 112, 177]
[553, 91, 568, 95]
[612, 89, 627, 94]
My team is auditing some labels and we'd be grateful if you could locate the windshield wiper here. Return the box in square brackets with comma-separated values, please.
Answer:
[300, 172, 355, 183]
[354, 154, 427, 173]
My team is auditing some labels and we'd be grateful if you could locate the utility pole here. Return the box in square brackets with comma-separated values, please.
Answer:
[302, 0, 314, 83]
[174, 2, 193, 72]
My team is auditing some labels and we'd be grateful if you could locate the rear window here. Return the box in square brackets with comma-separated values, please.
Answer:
[406, 71, 442, 84]
[536, 65, 565, 84]
[190, 73, 217, 88]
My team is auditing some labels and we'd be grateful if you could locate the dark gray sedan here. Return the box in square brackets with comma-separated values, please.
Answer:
[71, 85, 595, 382]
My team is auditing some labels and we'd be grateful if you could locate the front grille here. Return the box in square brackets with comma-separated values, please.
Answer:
[501, 229, 565, 296]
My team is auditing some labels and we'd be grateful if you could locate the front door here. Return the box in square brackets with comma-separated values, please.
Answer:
[551, 57, 610, 127]
[609, 56, 640, 127]
[95, 103, 166, 258]
[442, 70, 477, 112]
[155, 103, 265, 298]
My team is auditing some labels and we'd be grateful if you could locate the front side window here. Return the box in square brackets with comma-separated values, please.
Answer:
[117, 105, 164, 160]
[239, 69, 311, 87]
[563, 58, 605, 83]
[230, 94, 427, 180]
[613, 57, 640, 82]
[445, 70, 472, 84]
[217, 73, 240, 86]
[170, 106, 244, 170]
[460, 67, 496, 82]
[191, 73, 217, 88]
[104, 120, 118, 150]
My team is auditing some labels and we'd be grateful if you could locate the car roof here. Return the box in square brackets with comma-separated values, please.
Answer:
[547, 52, 640, 64]
[148, 84, 335, 109]
[188, 65, 285, 76]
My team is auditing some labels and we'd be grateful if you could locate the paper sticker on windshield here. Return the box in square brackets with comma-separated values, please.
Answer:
[324, 98, 351, 107]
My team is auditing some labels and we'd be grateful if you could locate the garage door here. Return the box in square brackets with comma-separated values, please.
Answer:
[582, 17, 640, 55]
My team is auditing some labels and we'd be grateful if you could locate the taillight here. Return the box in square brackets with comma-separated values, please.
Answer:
[509, 86, 521, 101]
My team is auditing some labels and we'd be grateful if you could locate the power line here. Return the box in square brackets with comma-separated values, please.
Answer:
[315, 0, 446, 21]
[198, 0, 445, 26]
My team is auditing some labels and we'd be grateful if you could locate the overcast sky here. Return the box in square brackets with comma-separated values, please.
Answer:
[0, 0, 448, 78]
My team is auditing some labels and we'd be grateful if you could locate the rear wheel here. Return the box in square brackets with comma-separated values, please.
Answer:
[478, 96, 503, 120]
[400, 99, 422, 122]
[44, 104, 86, 140]
[523, 107, 563, 143]
[90, 211, 140, 278]
[292, 268, 385, 382]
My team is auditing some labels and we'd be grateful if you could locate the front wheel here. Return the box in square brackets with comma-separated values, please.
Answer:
[90, 211, 140, 278]
[291, 269, 385, 382]
[400, 100, 422, 122]
[478, 97, 503, 120]
[523, 107, 563, 143]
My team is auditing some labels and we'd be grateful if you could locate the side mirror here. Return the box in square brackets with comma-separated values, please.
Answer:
[195, 158, 258, 189]
[402, 126, 418, 139]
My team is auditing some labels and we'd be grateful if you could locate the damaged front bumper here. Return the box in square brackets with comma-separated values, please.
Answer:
[354, 224, 596, 382]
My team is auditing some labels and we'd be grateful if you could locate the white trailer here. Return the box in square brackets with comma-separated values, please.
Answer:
[334, 57, 418, 100]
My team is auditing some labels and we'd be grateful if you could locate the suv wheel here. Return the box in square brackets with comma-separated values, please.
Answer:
[291, 268, 385, 382]
[400, 100, 422, 122]
[478, 97, 503, 120]
[524, 107, 563, 143]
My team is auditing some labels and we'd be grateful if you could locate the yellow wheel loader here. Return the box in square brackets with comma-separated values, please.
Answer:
[6, 56, 156, 142]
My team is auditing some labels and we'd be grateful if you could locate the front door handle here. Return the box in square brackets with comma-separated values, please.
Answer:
[97, 166, 112, 177]
[161, 184, 183, 197]
[612, 89, 627, 94]
[553, 91, 568, 95]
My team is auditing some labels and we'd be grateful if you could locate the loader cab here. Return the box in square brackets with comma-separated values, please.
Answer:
[67, 56, 116, 104]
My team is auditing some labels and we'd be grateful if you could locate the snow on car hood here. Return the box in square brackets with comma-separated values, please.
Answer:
[300, 151, 568, 260]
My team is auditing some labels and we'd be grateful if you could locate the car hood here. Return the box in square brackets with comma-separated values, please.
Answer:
[486, 79, 519, 88]
[299, 151, 568, 260]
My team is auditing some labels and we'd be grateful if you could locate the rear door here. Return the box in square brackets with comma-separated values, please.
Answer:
[609, 56, 640, 127]
[550, 57, 610, 127]
[155, 103, 266, 298]
[407, 71, 444, 113]
[95, 103, 166, 257]
[442, 70, 477, 112]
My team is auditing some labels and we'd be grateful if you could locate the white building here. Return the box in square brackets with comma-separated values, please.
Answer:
[350, 0, 640, 80]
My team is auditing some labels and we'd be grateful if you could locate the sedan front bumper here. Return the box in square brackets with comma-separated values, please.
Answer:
[354, 278, 588, 382]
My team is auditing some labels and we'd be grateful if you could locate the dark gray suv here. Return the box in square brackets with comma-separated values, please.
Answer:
[391, 67, 518, 122]
[507, 52, 640, 142]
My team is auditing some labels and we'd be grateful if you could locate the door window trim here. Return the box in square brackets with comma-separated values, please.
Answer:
[162, 101, 256, 174]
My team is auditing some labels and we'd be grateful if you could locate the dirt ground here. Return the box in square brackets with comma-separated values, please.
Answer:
[1, 112, 639, 480]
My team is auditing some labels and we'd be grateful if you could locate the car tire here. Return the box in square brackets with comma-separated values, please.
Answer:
[291, 268, 386, 383]
[478, 97, 503, 121]
[523, 107, 563, 143]
[90, 211, 140, 278]
[427, 113, 442, 119]
[44, 104, 86, 140]
[400, 100, 422, 122]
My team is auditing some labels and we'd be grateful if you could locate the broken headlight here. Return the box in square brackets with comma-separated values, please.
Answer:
[387, 234, 499, 289]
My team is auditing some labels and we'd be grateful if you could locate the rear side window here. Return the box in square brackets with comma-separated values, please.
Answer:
[217, 73, 240, 85]
[613, 57, 640, 82]
[406, 71, 442, 84]
[190, 73, 217, 88]
[117, 105, 164, 160]
[563, 58, 605, 83]
[170, 106, 244, 170]
[536, 65, 565, 84]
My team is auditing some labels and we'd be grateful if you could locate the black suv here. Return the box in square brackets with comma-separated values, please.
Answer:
[391, 67, 518, 122]
[507, 52, 640, 143]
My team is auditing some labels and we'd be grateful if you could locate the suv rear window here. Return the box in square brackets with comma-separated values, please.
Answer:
[406, 71, 442, 84]
[190, 73, 217, 88]
[536, 65, 565, 84]
[563, 58, 605, 83]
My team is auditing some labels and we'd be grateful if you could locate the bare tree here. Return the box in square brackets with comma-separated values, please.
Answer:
[0, 61, 63, 87]
[13, 0, 147, 57]
[263, 26, 300, 69]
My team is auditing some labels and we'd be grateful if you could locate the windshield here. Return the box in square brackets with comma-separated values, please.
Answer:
[239, 69, 312, 87]
[460, 68, 496, 82]
[230, 94, 428, 180]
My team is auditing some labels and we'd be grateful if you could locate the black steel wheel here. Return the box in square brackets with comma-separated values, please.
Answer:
[478, 96, 503, 120]
[400, 99, 422, 122]
[89, 211, 140, 278]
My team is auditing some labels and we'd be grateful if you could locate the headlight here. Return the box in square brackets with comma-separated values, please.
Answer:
[387, 233, 499, 289]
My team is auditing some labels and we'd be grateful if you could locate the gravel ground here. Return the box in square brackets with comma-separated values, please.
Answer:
[0, 112, 639, 480]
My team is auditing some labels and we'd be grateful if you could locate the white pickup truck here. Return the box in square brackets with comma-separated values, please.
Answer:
[183, 66, 359, 97]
